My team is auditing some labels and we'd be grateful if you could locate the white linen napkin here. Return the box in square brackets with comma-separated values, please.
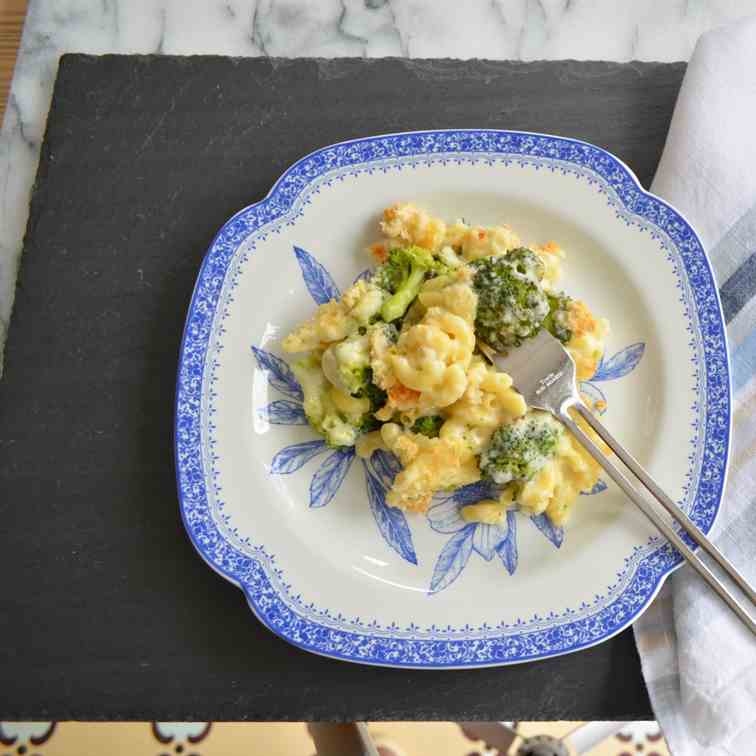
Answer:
[633, 15, 756, 756]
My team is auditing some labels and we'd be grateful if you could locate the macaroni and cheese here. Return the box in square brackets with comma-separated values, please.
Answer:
[282, 203, 610, 527]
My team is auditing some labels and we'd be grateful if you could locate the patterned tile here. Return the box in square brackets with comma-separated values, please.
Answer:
[0, 721, 670, 755]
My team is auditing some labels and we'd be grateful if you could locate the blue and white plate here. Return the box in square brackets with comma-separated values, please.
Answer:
[175, 130, 730, 667]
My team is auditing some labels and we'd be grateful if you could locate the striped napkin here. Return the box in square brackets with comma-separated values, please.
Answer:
[633, 16, 756, 756]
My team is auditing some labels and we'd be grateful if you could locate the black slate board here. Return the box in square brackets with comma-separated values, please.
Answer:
[0, 55, 685, 721]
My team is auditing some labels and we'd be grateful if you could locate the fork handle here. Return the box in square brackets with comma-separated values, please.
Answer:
[557, 404, 756, 636]
[572, 402, 756, 606]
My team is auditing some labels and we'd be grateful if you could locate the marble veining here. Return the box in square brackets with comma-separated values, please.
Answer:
[1, 0, 755, 365]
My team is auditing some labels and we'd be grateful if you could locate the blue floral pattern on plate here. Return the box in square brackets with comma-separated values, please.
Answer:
[258, 245, 644, 592]
[426, 481, 518, 593]
[175, 130, 730, 667]
[254, 246, 418, 560]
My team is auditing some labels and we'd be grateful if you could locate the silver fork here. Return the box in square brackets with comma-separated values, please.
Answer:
[481, 330, 756, 635]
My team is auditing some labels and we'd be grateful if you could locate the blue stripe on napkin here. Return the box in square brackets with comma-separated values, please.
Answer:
[720, 251, 756, 323]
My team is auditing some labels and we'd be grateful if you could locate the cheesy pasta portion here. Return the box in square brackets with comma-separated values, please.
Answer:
[280, 202, 609, 528]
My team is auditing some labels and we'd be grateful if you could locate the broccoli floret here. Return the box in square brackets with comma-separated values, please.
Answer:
[351, 367, 388, 434]
[369, 320, 399, 347]
[507, 246, 545, 280]
[321, 333, 370, 395]
[471, 250, 549, 350]
[372, 245, 433, 292]
[411, 415, 445, 438]
[356, 367, 388, 410]
[345, 377, 385, 434]
[480, 411, 563, 485]
[373, 245, 436, 322]
[292, 355, 369, 447]
[543, 291, 573, 344]
[357, 413, 382, 434]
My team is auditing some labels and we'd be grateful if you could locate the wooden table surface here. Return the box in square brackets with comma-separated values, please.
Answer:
[0, 0, 27, 121]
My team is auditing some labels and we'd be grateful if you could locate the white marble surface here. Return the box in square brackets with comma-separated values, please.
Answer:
[1, 0, 755, 365]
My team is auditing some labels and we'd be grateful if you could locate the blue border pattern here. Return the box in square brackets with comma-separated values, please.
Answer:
[175, 130, 731, 667]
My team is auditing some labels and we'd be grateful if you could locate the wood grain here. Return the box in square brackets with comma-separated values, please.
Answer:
[0, 0, 28, 121]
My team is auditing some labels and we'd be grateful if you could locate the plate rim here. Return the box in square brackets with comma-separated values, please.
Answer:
[174, 128, 732, 668]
